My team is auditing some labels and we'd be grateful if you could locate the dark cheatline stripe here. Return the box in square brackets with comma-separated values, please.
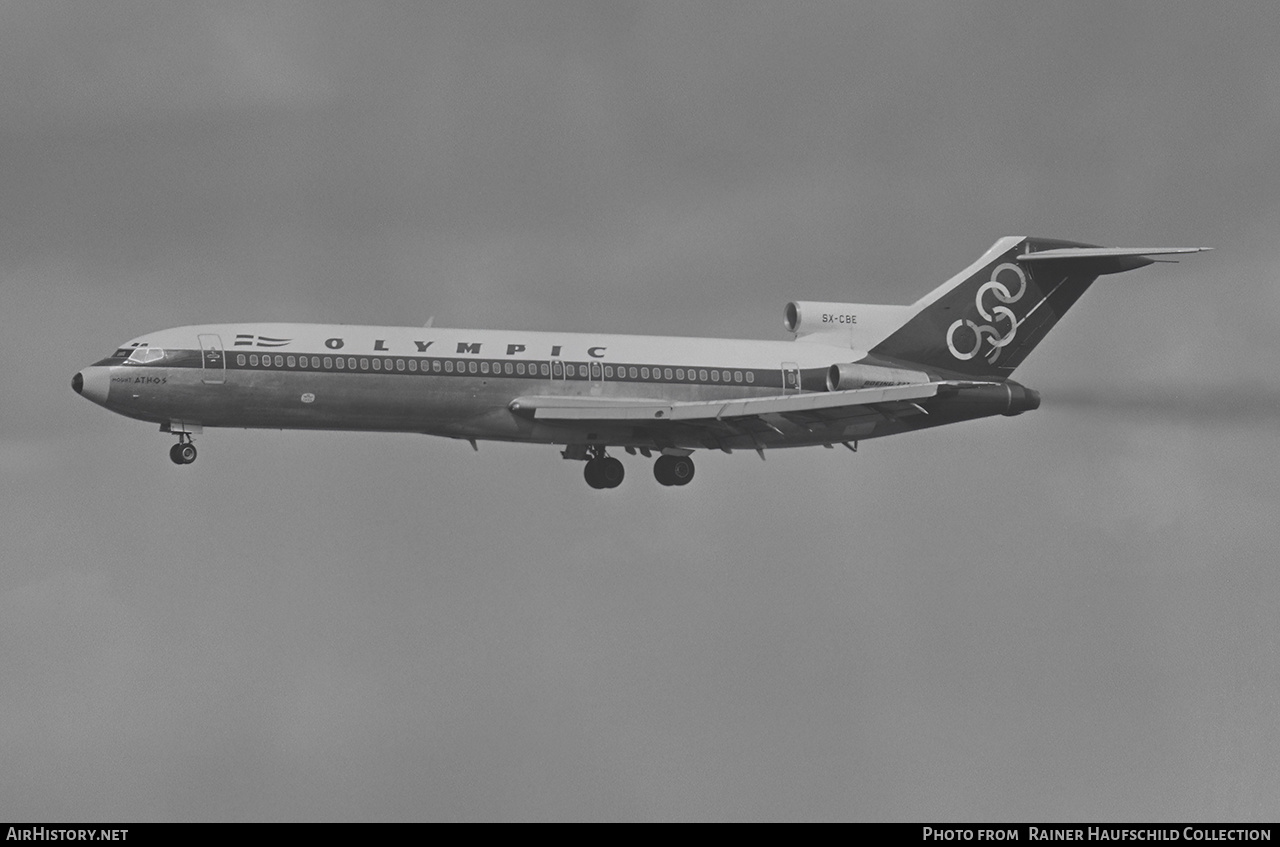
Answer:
[110, 349, 836, 390]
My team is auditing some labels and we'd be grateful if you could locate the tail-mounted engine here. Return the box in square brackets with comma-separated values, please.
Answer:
[826, 362, 931, 391]
[784, 300, 913, 347]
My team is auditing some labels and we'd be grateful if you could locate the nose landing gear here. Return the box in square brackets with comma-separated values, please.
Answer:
[169, 436, 197, 465]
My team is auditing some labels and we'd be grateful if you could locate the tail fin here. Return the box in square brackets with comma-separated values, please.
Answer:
[868, 237, 1209, 378]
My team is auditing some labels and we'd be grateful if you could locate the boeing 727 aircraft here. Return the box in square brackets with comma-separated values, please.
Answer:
[73, 236, 1206, 488]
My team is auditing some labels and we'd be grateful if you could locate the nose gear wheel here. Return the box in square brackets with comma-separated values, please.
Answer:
[169, 434, 197, 465]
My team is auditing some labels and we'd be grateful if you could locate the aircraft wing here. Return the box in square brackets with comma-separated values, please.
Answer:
[511, 383, 952, 422]
[509, 382, 990, 450]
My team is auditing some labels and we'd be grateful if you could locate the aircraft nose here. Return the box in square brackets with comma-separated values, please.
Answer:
[73, 367, 110, 405]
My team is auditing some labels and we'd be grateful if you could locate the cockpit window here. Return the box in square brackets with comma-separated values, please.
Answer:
[112, 348, 132, 359]
[125, 347, 165, 364]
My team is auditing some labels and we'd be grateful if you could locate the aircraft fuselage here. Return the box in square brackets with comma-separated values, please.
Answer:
[76, 323, 945, 450]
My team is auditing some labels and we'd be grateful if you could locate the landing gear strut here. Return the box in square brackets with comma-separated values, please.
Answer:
[169, 434, 197, 465]
[653, 454, 694, 486]
[584, 447, 624, 489]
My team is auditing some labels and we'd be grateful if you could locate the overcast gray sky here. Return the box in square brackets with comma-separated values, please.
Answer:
[4, 0, 1279, 821]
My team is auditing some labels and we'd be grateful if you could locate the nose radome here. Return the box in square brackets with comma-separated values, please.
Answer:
[73, 367, 110, 405]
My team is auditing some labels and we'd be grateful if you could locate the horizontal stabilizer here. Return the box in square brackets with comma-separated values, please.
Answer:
[1017, 246, 1211, 273]
[1018, 246, 1210, 260]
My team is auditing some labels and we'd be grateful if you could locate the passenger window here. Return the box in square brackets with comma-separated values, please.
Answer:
[372, 359, 381, 370]
[469, 361, 478, 374]
[360, 358, 369, 370]
[664, 368, 673, 381]
[699, 370, 708, 382]
[433, 360, 442, 372]
[746, 372, 754, 383]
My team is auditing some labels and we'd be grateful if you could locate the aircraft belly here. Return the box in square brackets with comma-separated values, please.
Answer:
[109, 369, 492, 432]
[101, 368, 760, 438]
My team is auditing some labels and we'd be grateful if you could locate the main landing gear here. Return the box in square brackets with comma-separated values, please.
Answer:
[653, 454, 694, 487]
[572, 446, 696, 489]
[169, 435, 197, 465]
[584, 449, 625, 490]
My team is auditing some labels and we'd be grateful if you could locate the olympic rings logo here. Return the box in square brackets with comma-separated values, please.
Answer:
[946, 262, 1028, 364]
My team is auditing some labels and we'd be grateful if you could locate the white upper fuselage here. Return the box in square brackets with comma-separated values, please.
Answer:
[132, 321, 872, 374]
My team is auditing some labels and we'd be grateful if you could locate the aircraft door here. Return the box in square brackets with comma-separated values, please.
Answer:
[781, 362, 800, 394]
[198, 334, 225, 384]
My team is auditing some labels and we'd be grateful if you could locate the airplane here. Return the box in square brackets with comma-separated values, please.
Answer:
[72, 236, 1207, 488]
